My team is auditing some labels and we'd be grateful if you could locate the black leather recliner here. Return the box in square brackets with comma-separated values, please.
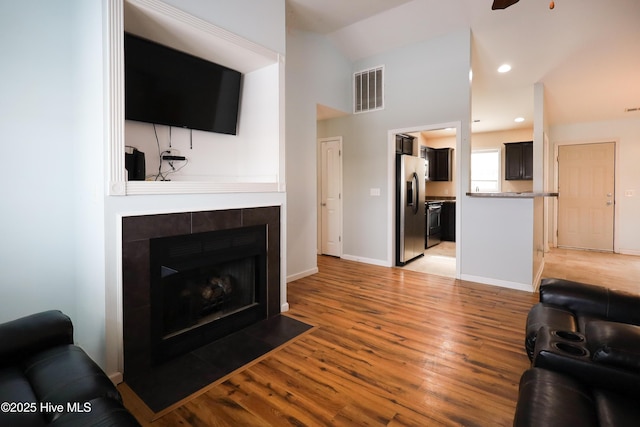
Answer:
[525, 277, 640, 359]
[0, 310, 140, 427]
[513, 367, 640, 427]
[514, 278, 640, 426]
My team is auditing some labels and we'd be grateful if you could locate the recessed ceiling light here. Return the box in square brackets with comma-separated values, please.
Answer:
[498, 64, 512, 73]
[514, 117, 525, 123]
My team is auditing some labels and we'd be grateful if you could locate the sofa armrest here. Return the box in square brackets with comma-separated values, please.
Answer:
[540, 278, 640, 325]
[0, 310, 74, 366]
[513, 368, 597, 427]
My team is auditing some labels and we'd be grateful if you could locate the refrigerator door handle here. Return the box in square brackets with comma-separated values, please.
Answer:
[410, 172, 419, 214]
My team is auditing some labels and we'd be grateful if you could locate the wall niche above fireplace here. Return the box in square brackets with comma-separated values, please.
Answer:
[122, 206, 280, 378]
[107, 0, 285, 196]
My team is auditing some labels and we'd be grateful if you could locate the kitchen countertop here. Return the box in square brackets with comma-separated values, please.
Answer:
[465, 192, 558, 198]
[425, 197, 456, 202]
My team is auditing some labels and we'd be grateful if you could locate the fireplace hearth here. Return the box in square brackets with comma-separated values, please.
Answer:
[122, 207, 280, 379]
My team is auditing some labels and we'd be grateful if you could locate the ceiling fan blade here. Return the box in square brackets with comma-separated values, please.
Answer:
[492, 0, 520, 9]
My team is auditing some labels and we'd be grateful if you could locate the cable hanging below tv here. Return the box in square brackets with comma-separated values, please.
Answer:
[124, 32, 243, 136]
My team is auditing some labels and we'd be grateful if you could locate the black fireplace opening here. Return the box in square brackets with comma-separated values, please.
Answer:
[149, 225, 268, 364]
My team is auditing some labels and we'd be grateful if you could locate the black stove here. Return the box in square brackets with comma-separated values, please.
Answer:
[426, 201, 442, 248]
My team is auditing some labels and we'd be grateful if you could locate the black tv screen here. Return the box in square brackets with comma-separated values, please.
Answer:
[124, 32, 242, 135]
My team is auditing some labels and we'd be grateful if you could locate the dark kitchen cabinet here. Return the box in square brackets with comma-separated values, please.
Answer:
[441, 201, 456, 241]
[423, 147, 453, 181]
[504, 141, 533, 180]
[396, 134, 414, 155]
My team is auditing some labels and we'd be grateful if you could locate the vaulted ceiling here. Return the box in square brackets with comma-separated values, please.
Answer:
[286, 0, 640, 133]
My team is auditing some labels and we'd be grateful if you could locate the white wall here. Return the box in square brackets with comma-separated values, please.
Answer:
[0, 0, 111, 359]
[285, 30, 351, 279]
[162, 0, 285, 55]
[550, 117, 640, 255]
[318, 29, 472, 265]
[71, 0, 108, 365]
[461, 197, 535, 290]
[0, 2, 79, 323]
[0, 0, 111, 366]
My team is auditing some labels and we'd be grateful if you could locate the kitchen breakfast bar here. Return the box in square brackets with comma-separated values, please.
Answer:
[466, 192, 558, 198]
[460, 191, 558, 292]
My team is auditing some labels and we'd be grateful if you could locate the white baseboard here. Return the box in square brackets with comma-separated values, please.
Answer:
[287, 267, 319, 283]
[109, 371, 123, 385]
[460, 274, 534, 293]
[533, 259, 545, 292]
[280, 302, 290, 312]
[618, 248, 640, 256]
[341, 254, 391, 267]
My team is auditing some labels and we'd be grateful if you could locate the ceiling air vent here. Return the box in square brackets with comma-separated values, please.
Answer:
[354, 66, 384, 114]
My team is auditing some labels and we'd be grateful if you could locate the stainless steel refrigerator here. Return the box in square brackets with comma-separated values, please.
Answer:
[396, 154, 426, 266]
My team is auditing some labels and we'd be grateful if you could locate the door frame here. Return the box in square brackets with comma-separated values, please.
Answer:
[387, 121, 462, 279]
[317, 136, 343, 257]
[552, 139, 619, 252]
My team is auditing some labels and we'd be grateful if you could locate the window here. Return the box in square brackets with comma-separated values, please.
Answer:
[471, 149, 501, 192]
[354, 66, 384, 113]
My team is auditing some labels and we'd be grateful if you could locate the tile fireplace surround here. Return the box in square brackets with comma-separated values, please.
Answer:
[121, 206, 281, 378]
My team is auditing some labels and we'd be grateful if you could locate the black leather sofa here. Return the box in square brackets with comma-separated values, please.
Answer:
[0, 310, 140, 426]
[514, 278, 640, 426]
[513, 367, 640, 427]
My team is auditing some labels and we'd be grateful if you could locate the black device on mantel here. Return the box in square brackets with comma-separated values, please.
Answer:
[125, 148, 145, 181]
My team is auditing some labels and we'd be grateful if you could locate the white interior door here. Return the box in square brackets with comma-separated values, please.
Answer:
[320, 137, 342, 257]
[557, 142, 615, 251]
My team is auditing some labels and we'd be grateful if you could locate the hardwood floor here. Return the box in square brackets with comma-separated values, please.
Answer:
[542, 247, 640, 294]
[122, 256, 539, 426]
[401, 244, 640, 295]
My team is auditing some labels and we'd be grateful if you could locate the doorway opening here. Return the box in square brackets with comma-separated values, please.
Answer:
[390, 124, 460, 279]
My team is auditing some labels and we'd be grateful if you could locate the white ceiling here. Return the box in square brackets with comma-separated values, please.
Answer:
[286, 0, 640, 133]
[285, 0, 413, 35]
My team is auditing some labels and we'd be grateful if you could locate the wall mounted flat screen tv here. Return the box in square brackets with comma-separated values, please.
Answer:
[124, 32, 242, 135]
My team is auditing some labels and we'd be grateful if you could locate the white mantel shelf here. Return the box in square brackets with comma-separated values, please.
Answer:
[466, 192, 559, 198]
[124, 181, 283, 195]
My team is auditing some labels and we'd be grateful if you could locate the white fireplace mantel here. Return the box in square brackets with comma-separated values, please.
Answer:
[103, 0, 289, 383]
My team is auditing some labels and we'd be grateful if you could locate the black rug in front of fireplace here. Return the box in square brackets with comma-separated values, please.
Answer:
[125, 314, 313, 413]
